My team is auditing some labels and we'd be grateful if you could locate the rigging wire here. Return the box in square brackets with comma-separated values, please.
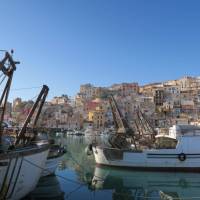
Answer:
[65, 184, 85, 199]
[0, 86, 43, 92]
[30, 94, 40, 101]
[10, 86, 42, 91]
[0, 75, 6, 86]
[24, 158, 85, 186]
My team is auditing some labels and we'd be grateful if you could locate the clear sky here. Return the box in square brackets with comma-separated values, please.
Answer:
[0, 0, 200, 100]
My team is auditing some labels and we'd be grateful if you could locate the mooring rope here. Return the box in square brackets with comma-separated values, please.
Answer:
[24, 158, 84, 185]
[23, 158, 93, 199]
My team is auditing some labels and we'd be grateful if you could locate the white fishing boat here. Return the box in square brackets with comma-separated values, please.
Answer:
[92, 125, 200, 171]
[0, 143, 49, 200]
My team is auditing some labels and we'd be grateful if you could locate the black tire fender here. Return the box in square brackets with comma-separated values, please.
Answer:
[88, 143, 93, 151]
[178, 153, 186, 161]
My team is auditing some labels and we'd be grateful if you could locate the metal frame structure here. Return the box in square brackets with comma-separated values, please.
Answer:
[0, 51, 19, 144]
[109, 95, 133, 135]
[109, 95, 156, 149]
[15, 85, 49, 145]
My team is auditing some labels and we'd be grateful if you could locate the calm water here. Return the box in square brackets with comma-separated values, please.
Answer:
[25, 135, 200, 200]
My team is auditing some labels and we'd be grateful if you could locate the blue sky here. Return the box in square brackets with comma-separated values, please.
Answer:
[0, 0, 200, 100]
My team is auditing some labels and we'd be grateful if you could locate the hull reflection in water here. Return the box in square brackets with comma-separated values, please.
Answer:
[25, 176, 64, 200]
[91, 166, 200, 199]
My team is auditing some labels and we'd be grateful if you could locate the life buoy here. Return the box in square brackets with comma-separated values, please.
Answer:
[178, 153, 186, 161]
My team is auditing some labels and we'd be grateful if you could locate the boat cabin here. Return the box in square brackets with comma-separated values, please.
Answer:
[169, 125, 200, 138]
[155, 124, 200, 150]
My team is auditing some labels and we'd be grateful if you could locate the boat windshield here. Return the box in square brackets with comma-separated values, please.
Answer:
[180, 126, 200, 135]
[155, 136, 177, 149]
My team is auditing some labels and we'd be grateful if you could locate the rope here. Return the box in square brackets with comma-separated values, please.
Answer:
[23, 158, 84, 185]
[30, 94, 40, 101]
[23, 158, 90, 199]
[10, 86, 42, 91]
[65, 184, 85, 199]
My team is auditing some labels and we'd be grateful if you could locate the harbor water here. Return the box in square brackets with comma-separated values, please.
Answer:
[25, 134, 200, 200]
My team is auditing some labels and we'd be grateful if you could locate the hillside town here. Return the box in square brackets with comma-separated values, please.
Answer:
[5, 76, 200, 132]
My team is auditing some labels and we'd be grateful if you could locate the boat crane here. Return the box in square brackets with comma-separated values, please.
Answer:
[109, 95, 133, 135]
[108, 95, 137, 149]
[15, 85, 49, 145]
[0, 51, 19, 145]
[108, 95, 156, 149]
[133, 109, 156, 146]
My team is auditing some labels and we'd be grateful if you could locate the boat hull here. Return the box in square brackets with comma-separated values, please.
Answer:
[0, 144, 49, 200]
[93, 146, 200, 172]
[42, 155, 64, 177]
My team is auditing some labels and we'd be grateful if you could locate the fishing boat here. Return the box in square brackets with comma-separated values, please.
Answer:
[93, 125, 200, 171]
[0, 143, 49, 200]
[0, 51, 50, 200]
[91, 95, 200, 171]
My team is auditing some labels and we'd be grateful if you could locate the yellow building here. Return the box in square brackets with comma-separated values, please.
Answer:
[88, 111, 94, 122]
[88, 106, 105, 129]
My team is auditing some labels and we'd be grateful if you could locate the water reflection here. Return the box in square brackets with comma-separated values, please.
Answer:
[90, 166, 200, 199]
[25, 176, 64, 200]
[27, 135, 200, 200]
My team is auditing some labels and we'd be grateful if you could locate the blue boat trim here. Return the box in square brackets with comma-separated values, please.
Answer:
[96, 163, 200, 172]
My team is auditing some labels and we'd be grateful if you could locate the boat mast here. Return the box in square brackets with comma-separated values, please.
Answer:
[15, 85, 49, 145]
[0, 51, 18, 144]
